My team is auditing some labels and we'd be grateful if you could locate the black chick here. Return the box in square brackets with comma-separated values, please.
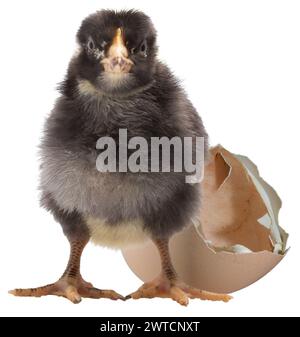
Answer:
[10, 9, 231, 305]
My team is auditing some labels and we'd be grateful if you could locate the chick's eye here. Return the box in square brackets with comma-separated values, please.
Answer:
[87, 37, 95, 51]
[140, 41, 147, 53]
[139, 40, 147, 57]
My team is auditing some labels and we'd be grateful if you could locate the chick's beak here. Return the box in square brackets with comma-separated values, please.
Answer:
[101, 28, 133, 73]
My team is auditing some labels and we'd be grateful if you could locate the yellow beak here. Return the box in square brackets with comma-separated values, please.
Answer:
[101, 27, 133, 73]
[108, 27, 128, 59]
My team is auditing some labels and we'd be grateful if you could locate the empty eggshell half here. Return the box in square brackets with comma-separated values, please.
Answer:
[122, 145, 288, 293]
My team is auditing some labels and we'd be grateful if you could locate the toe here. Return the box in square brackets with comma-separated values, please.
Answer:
[79, 287, 124, 300]
[64, 286, 82, 304]
[108, 290, 125, 301]
[185, 286, 233, 302]
[169, 286, 189, 306]
[126, 290, 144, 300]
[8, 284, 56, 298]
[128, 285, 160, 300]
[8, 289, 17, 295]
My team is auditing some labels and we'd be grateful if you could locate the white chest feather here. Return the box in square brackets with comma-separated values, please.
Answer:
[85, 217, 149, 249]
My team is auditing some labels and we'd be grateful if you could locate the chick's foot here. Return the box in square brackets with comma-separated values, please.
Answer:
[9, 276, 124, 304]
[126, 239, 232, 306]
[126, 275, 232, 306]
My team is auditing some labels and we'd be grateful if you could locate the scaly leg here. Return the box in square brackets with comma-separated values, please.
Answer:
[126, 238, 232, 306]
[9, 239, 124, 303]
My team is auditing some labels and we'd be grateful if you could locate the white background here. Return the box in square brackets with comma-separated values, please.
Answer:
[0, 0, 299, 317]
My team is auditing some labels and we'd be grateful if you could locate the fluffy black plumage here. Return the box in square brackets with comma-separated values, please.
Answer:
[10, 9, 234, 306]
[40, 9, 208, 243]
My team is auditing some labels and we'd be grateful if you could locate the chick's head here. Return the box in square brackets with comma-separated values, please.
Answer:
[75, 9, 157, 95]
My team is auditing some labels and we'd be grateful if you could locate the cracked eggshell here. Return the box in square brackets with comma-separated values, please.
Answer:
[122, 146, 288, 293]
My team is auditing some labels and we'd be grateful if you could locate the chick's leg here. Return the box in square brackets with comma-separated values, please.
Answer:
[9, 239, 123, 303]
[127, 238, 232, 306]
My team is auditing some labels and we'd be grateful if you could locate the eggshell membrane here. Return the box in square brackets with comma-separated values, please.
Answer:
[122, 146, 287, 293]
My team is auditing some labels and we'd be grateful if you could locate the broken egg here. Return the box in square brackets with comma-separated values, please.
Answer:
[122, 145, 288, 293]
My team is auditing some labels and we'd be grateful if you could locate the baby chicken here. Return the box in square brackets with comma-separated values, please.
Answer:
[10, 9, 231, 305]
